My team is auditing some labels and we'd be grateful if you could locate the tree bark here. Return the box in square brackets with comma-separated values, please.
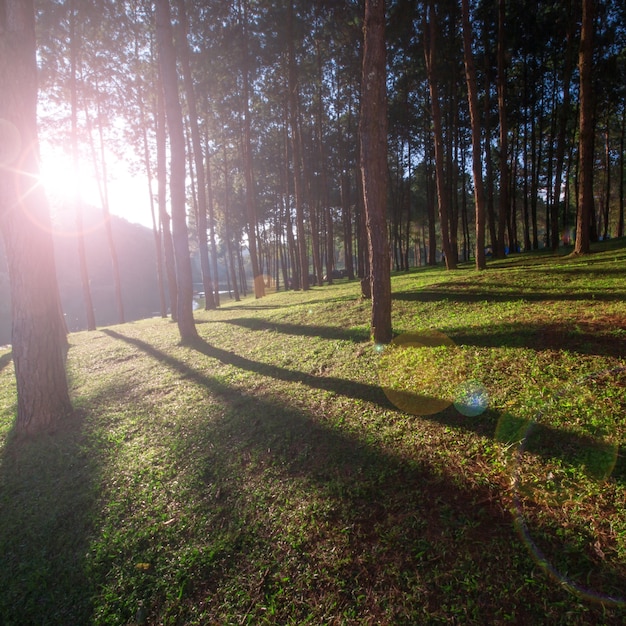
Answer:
[0, 0, 72, 434]
[155, 75, 178, 321]
[69, 0, 96, 331]
[495, 0, 509, 257]
[287, 0, 309, 291]
[240, 0, 264, 298]
[316, 39, 334, 285]
[573, 0, 595, 255]
[360, 0, 392, 344]
[619, 107, 625, 238]
[155, 0, 197, 341]
[138, 71, 167, 318]
[175, 0, 216, 310]
[424, 2, 456, 270]
[460, 0, 486, 270]
[85, 84, 125, 324]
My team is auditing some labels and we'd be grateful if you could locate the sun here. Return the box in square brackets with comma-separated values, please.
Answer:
[39, 144, 155, 229]
[39, 147, 101, 209]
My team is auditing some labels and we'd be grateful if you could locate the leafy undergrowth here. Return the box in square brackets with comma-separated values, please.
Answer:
[1, 239, 626, 624]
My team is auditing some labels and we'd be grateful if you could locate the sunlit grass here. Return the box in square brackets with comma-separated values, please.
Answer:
[0, 239, 625, 624]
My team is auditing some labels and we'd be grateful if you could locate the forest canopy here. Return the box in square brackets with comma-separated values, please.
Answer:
[32, 0, 626, 314]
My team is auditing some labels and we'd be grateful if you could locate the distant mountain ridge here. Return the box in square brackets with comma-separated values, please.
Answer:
[1, 204, 163, 345]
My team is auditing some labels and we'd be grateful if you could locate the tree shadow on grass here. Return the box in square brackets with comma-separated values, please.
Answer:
[446, 320, 626, 358]
[103, 329, 626, 487]
[98, 329, 626, 623]
[217, 293, 356, 313]
[103, 329, 386, 408]
[394, 284, 626, 305]
[216, 317, 369, 343]
[0, 409, 99, 625]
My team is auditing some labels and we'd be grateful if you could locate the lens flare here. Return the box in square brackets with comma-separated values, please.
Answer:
[453, 380, 489, 416]
[378, 330, 458, 416]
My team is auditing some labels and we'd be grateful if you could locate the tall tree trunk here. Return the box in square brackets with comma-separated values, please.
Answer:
[155, 76, 178, 321]
[175, 0, 215, 310]
[424, 2, 456, 270]
[531, 94, 541, 249]
[85, 86, 125, 324]
[338, 102, 355, 279]
[0, 0, 72, 434]
[482, 20, 497, 252]
[552, 7, 575, 250]
[287, 0, 309, 291]
[619, 107, 625, 238]
[602, 121, 611, 241]
[522, 68, 532, 251]
[360, 0, 392, 344]
[424, 123, 437, 265]
[69, 0, 96, 331]
[222, 140, 240, 302]
[573, 0, 595, 255]
[205, 140, 220, 306]
[282, 110, 299, 288]
[495, 0, 509, 257]
[137, 27, 167, 318]
[316, 38, 334, 285]
[240, 0, 264, 298]
[141, 107, 167, 318]
[461, 0, 486, 270]
[155, 0, 197, 341]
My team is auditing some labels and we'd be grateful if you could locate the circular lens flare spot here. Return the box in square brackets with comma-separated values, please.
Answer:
[454, 380, 489, 416]
[378, 330, 458, 416]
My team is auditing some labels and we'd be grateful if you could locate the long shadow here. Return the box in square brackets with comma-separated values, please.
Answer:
[98, 329, 626, 621]
[217, 293, 356, 313]
[394, 285, 626, 304]
[104, 329, 626, 486]
[0, 410, 97, 624]
[447, 320, 626, 358]
[103, 328, 386, 408]
[217, 317, 369, 343]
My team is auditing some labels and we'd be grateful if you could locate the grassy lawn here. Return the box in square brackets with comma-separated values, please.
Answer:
[1, 239, 626, 624]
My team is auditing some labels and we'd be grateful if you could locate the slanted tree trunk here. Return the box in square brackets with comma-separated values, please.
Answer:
[461, 0, 486, 270]
[155, 0, 197, 341]
[360, 0, 392, 344]
[573, 0, 595, 255]
[0, 0, 72, 434]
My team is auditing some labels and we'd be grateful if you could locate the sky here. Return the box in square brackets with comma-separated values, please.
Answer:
[39, 144, 156, 230]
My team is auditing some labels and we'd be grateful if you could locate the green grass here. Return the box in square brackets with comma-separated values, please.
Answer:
[1, 239, 626, 624]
